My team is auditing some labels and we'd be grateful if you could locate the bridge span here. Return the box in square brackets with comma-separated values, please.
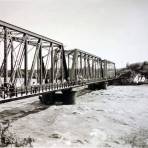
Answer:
[0, 20, 116, 104]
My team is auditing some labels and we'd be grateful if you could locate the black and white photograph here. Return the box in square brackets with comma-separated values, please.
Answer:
[0, 0, 148, 147]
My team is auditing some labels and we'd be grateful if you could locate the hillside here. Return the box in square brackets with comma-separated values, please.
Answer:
[115, 61, 148, 85]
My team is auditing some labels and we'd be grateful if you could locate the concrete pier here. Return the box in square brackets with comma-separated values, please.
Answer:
[39, 89, 77, 105]
[101, 82, 108, 89]
[39, 92, 55, 105]
[88, 84, 96, 90]
[62, 89, 76, 105]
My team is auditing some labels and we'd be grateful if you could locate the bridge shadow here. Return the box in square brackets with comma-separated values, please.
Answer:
[0, 88, 94, 123]
[0, 100, 51, 123]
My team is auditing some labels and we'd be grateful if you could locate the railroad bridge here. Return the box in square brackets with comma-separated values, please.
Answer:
[0, 20, 116, 104]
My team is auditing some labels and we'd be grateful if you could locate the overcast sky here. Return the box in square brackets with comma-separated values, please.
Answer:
[0, 0, 148, 68]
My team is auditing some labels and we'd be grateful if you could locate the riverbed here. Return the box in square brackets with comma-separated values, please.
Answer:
[0, 85, 148, 147]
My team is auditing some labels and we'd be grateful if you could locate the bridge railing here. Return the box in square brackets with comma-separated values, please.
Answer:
[0, 76, 115, 100]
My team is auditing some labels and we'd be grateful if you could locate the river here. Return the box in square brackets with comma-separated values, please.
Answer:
[0, 85, 148, 147]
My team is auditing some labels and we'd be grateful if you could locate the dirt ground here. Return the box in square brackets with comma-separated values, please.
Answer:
[0, 85, 148, 148]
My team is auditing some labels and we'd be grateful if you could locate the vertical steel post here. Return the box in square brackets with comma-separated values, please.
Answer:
[80, 53, 82, 77]
[55, 49, 58, 82]
[106, 61, 108, 78]
[92, 57, 94, 79]
[70, 49, 78, 81]
[62, 45, 69, 82]
[100, 60, 103, 79]
[87, 56, 91, 79]
[61, 46, 64, 83]
[84, 54, 86, 79]
[24, 35, 28, 86]
[114, 63, 116, 77]
[37, 48, 40, 83]
[10, 39, 14, 82]
[4, 27, 8, 84]
[51, 44, 54, 83]
[39, 43, 42, 84]
[74, 49, 78, 81]
[37, 41, 43, 85]
[97, 59, 100, 79]
[95, 58, 97, 79]
[68, 54, 70, 72]
[104, 60, 107, 79]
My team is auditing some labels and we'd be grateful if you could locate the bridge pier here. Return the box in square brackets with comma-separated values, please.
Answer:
[39, 92, 55, 105]
[88, 84, 96, 90]
[39, 89, 76, 105]
[100, 82, 108, 89]
[62, 89, 76, 105]
[88, 82, 108, 90]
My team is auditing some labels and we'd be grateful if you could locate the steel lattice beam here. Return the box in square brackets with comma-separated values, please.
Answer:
[0, 20, 63, 46]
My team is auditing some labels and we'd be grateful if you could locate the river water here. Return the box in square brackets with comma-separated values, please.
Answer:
[0, 85, 148, 147]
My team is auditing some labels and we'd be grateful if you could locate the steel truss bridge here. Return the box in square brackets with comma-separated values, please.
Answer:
[0, 20, 116, 104]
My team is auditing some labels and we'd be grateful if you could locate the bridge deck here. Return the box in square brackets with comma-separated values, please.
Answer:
[0, 78, 115, 103]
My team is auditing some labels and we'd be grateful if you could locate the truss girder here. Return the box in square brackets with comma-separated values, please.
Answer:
[0, 20, 116, 101]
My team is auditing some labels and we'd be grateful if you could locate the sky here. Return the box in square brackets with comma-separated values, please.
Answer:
[0, 0, 148, 68]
